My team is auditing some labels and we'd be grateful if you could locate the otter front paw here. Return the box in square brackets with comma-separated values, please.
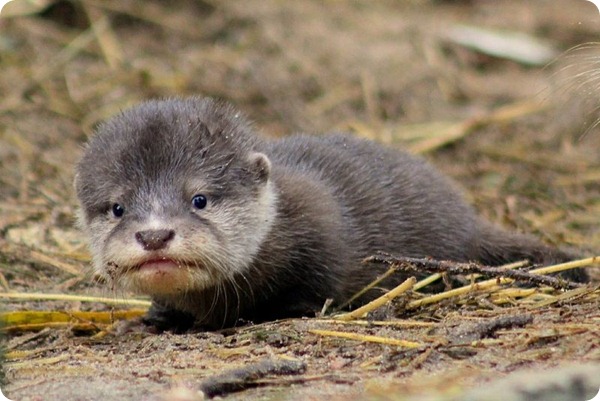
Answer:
[143, 302, 196, 333]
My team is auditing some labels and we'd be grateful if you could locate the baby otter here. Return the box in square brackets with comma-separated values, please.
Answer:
[75, 97, 585, 330]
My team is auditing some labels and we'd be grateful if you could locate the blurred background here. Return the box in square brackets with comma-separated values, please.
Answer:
[1, 0, 600, 295]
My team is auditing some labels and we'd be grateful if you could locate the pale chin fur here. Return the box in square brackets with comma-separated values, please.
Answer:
[86, 180, 279, 298]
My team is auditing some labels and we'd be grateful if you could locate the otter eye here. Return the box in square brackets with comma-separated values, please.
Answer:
[112, 203, 125, 218]
[191, 194, 207, 210]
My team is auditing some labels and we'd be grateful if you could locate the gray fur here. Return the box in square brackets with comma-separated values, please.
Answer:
[75, 97, 584, 330]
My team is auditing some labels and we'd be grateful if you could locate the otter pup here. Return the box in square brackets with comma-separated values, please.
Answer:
[75, 97, 585, 330]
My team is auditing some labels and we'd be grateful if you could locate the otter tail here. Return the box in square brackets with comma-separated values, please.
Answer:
[475, 222, 588, 282]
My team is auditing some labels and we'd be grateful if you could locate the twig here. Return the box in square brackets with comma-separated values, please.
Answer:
[403, 257, 599, 309]
[364, 255, 587, 290]
[198, 358, 306, 398]
[444, 314, 533, 344]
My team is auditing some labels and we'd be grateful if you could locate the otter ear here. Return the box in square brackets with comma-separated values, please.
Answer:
[246, 152, 271, 183]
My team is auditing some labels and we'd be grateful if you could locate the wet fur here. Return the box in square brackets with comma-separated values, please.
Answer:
[75, 97, 587, 330]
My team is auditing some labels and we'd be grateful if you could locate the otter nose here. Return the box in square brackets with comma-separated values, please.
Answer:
[135, 229, 175, 251]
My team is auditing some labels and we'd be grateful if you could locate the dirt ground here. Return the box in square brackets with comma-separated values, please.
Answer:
[1, 1, 600, 400]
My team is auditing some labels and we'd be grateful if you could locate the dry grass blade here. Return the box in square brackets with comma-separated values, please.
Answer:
[413, 273, 443, 291]
[406, 100, 546, 154]
[556, 169, 600, 186]
[492, 287, 548, 300]
[86, 0, 204, 36]
[478, 145, 584, 173]
[529, 257, 600, 275]
[83, 3, 124, 69]
[405, 257, 599, 309]
[0, 292, 152, 307]
[309, 329, 422, 348]
[0, 310, 147, 333]
[528, 285, 599, 308]
[335, 277, 416, 321]
[28, 250, 82, 276]
[317, 319, 436, 328]
[5, 355, 71, 370]
[407, 281, 504, 309]
[32, 26, 98, 85]
[337, 264, 401, 310]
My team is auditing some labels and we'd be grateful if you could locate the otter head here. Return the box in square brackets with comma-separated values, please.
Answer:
[74, 97, 277, 299]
